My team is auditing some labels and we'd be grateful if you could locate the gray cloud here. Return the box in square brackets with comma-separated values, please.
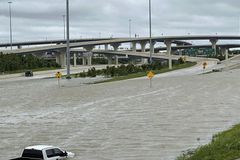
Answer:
[0, 0, 240, 43]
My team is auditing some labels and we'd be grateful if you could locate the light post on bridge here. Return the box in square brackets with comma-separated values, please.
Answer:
[99, 32, 102, 49]
[62, 14, 66, 40]
[129, 19, 132, 38]
[149, 0, 153, 64]
[8, 1, 13, 50]
[129, 19, 132, 50]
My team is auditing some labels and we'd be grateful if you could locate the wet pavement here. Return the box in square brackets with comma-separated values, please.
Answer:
[1, 68, 240, 160]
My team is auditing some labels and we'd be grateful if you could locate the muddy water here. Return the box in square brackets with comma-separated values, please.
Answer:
[1, 70, 240, 160]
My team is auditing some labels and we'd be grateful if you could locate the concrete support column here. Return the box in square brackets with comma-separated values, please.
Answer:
[56, 54, 60, 65]
[56, 52, 66, 68]
[87, 56, 92, 66]
[164, 40, 172, 70]
[141, 58, 148, 64]
[132, 42, 137, 52]
[73, 53, 77, 67]
[106, 56, 113, 65]
[222, 48, 229, 60]
[115, 56, 119, 65]
[130, 58, 137, 65]
[140, 41, 147, 52]
[210, 39, 218, 56]
[82, 57, 87, 66]
[111, 43, 121, 51]
[225, 49, 229, 60]
[84, 45, 94, 51]
[150, 41, 156, 54]
[105, 44, 109, 51]
[17, 45, 22, 49]
[179, 50, 183, 56]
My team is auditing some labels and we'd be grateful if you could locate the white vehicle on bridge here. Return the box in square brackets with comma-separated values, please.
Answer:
[11, 145, 75, 160]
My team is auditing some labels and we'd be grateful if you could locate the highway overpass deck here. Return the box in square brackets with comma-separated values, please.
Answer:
[0, 38, 190, 54]
[2, 35, 240, 55]
[0, 37, 192, 48]
[88, 50, 219, 63]
[0, 38, 112, 48]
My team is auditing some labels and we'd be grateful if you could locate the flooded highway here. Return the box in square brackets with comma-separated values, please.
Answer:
[1, 69, 240, 160]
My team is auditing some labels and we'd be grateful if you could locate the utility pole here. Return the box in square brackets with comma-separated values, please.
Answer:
[8, 1, 13, 50]
[66, 0, 71, 79]
[129, 19, 132, 38]
[62, 15, 66, 40]
[149, 0, 153, 64]
[99, 32, 101, 49]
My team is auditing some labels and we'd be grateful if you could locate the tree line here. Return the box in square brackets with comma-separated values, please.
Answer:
[0, 53, 60, 73]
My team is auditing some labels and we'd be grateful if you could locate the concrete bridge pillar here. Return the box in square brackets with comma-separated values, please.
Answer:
[210, 39, 218, 56]
[87, 56, 92, 66]
[140, 41, 147, 52]
[115, 55, 119, 65]
[17, 45, 22, 49]
[221, 48, 229, 60]
[106, 55, 113, 65]
[73, 53, 77, 67]
[105, 44, 109, 51]
[111, 43, 121, 51]
[130, 58, 137, 65]
[84, 45, 94, 51]
[164, 40, 172, 70]
[150, 41, 156, 54]
[56, 54, 60, 65]
[132, 42, 137, 52]
[141, 58, 148, 64]
[225, 49, 229, 60]
[56, 52, 66, 68]
[82, 57, 87, 66]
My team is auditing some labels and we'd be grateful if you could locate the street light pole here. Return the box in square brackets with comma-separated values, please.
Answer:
[8, 1, 13, 50]
[149, 0, 153, 64]
[129, 19, 132, 38]
[99, 32, 101, 49]
[66, 0, 71, 79]
[62, 15, 66, 40]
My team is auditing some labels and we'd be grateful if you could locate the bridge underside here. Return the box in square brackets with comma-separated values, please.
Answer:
[2, 35, 240, 68]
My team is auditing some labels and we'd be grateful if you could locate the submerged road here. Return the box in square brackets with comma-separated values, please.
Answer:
[1, 59, 240, 160]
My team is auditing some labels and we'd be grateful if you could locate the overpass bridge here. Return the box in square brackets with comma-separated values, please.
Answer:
[0, 37, 191, 49]
[0, 38, 112, 48]
[90, 50, 218, 64]
[149, 44, 240, 52]
[1, 35, 240, 69]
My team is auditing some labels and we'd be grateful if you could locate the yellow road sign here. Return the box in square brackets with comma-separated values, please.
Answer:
[56, 72, 62, 79]
[147, 71, 155, 79]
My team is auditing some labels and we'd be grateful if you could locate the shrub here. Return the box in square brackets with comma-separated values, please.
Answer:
[178, 57, 185, 64]
[87, 67, 97, 77]
[79, 71, 87, 78]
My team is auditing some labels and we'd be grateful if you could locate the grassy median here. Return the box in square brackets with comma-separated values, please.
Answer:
[97, 62, 196, 83]
[177, 124, 240, 160]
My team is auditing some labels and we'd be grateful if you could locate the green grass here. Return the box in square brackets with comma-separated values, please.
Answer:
[177, 124, 240, 160]
[97, 62, 196, 83]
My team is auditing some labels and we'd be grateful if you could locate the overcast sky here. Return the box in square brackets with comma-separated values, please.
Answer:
[0, 0, 240, 43]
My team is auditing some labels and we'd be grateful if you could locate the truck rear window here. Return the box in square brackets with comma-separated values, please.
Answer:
[22, 149, 43, 159]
